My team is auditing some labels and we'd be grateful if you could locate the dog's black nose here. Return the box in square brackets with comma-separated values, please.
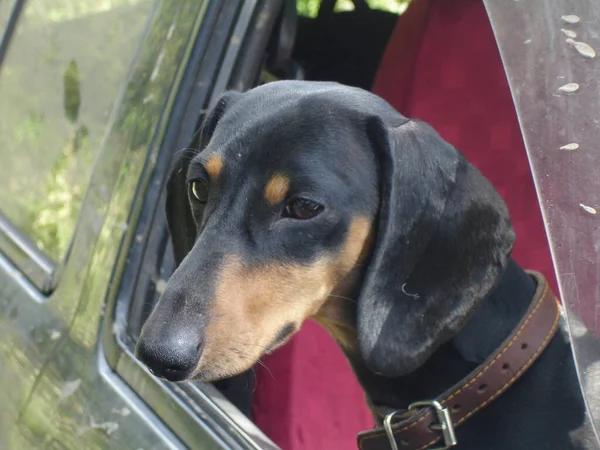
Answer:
[135, 328, 204, 382]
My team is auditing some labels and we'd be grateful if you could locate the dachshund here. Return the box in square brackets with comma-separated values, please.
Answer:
[135, 81, 598, 449]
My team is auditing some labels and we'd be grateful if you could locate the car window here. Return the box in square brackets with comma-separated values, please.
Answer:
[0, 0, 153, 262]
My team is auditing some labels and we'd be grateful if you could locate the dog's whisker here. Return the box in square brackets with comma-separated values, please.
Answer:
[240, 342, 272, 351]
[250, 368, 258, 393]
[210, 312, 229, 320]
[327, 293, 357, 303]
[174, 147, 199, 157]
[256, 359, 275, 380]
[176, 154, 197, 163]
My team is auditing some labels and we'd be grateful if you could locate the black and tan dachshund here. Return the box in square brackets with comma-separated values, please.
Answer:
[136, 81, 599, 449]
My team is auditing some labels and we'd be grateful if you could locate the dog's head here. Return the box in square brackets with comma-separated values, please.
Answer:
[135, 81, 514, 382]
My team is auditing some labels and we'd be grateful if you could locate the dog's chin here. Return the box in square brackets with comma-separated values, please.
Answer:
[190, 365, 252, 383]
[187, 333, 297, 382]
[189, 356, 260, 383]
[191, 372, 231, 383]
[265, 328, 297, 354]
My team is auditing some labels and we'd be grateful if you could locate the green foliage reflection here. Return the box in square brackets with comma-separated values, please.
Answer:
[296, 0, 411, 17]
[0, 0, 151, 261]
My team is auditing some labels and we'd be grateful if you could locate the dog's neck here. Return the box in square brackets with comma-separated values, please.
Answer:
[313, 258, 536, 414]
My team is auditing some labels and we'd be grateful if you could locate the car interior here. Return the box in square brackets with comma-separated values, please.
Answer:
[126, 0, 558, 448]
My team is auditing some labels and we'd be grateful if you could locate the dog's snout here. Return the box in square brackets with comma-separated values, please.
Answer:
[135, 327, 204, 382]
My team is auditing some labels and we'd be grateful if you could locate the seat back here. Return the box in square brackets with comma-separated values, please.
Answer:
[373, 0, 557, 291]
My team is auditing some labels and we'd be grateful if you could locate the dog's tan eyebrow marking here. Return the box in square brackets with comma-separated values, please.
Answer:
[264, 173, 290, 206]
[205, 154, 223, 179]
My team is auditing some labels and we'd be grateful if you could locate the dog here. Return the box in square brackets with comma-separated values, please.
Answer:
[135, 81, 599, 449]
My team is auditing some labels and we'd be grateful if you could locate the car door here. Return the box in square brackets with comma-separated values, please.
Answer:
[0, 0, 167, 447]
[0, 0, 287, 448]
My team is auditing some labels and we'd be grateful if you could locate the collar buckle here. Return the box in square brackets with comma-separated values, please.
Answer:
[383, 400, 457, 450]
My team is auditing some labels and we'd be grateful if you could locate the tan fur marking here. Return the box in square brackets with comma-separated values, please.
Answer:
[196, 216, 374, 379]
[334, 216, 374, 275]
[313, 300, 359, 352]
[313, 216, 375, 353]
[198, 256, 333, 378]
[205, 155, 223, 179]
[264, 173, 290, 206]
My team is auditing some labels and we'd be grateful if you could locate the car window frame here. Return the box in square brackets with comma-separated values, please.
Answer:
[101, 0, 285, 448]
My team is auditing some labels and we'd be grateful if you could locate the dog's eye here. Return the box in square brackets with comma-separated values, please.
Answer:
[284, 198, 324, 220]
[190, 180, 209, 203]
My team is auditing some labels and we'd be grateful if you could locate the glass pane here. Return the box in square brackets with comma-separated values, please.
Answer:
[0, 0, 153, 261]
[484, 0, 600, 438]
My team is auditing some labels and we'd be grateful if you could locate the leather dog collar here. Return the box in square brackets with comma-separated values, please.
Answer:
[357, 272, 561, 450]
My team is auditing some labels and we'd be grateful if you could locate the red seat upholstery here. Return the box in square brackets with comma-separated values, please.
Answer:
[253, 1, 557, 448]
[373, 0, 557, 292]
[252, 320, 372, 449]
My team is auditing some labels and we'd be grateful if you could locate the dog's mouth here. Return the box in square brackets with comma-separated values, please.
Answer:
[191, 323, 298, 382]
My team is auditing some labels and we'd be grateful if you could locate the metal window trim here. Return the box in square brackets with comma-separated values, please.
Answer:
[0, 211, 55, 294]
[97, 342, 185, 450]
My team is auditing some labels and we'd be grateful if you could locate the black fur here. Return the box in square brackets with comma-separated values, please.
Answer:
[136, 81, 597, 448]
[359, 117, 514, 376]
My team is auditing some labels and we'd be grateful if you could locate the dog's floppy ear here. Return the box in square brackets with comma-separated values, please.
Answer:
[166, 91, 241, 265]
[357, 117, 515, 377]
